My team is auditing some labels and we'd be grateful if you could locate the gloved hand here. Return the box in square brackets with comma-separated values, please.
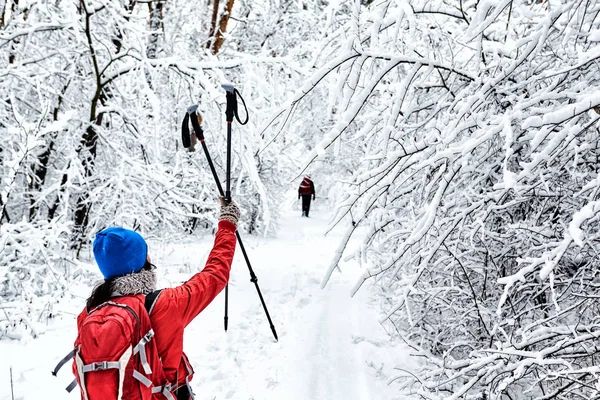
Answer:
[219, 197, 240, 225]
[312, 195, 315, 200]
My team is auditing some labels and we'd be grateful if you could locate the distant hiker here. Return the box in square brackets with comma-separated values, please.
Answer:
[298, 175, 316, 217]
[63, 198, 239, 400]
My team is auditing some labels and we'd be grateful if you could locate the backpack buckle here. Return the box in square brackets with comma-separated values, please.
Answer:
[91, 361, 109, 371]
[151, 382, 173, 394]
[82, 360, 121, 373]
[140, 329, 154, 345]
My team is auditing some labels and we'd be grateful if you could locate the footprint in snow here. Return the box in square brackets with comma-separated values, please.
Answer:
[306, 277, 320, 286]
[297, 296, 311, 308]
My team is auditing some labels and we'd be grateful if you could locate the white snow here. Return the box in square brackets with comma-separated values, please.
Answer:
[568, 200, 600, 248]
[502, 117, 517, 190]
[0, 204, 415, 400]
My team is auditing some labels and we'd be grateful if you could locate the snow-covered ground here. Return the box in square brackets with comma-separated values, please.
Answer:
[0, 203, 417, 400]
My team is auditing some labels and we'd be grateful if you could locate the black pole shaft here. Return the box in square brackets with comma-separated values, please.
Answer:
[224, 284, 229, 331]
[195, 122, 230, 332]
[235, 231, 278, 341]
[198, 140, 224, 195]
[226, 122, 232, 203]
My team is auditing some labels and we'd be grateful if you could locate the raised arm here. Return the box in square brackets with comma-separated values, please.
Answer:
[157, 199, 240, 327]
[163, 220, 237, 326]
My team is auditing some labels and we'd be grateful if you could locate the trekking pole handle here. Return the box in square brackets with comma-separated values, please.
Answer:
[187, 104, 199, 115]
[184, 106, 226, 197]
[222, 83, 236, 123]
[186, 105, 205, 141]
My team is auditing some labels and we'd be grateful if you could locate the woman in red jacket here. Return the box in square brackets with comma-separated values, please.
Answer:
[82, 198, 239, 400]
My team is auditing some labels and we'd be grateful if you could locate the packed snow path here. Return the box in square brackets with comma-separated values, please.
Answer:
[1, 205, 415, 400]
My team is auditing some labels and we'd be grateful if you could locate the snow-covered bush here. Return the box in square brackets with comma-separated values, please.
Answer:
[0, 219, 73, 339]
[1, 0, 322, 339]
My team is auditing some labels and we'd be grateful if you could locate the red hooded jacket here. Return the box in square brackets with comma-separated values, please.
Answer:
[298, 177, 315, 196]
[150, 220, 236, 390]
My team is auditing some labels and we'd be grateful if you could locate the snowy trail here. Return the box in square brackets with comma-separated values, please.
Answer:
[0, 204, 416, 400]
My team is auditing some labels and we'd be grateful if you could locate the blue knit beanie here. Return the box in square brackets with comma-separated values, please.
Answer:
[93, 227, 148, 280]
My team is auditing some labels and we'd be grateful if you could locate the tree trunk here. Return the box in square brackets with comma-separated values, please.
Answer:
[206, 0, 220, 50]
[47, 166, 69, 221]
[73, 98, 103, 245]
[0, 197, 10, 224]
[211, 0, 235, 55]
[0, 0, 8, 28]
[147, 1, 164, 59]
[7, 0, 18, 63]
[28, 81, 70, 220]
[112, 0, 136, 52]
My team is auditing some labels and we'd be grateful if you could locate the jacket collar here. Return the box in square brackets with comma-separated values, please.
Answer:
[111, 268, 157, 296]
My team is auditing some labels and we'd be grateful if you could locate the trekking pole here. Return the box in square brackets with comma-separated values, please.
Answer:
[221, 84, 236, 333]
[181, 97, 279, 342]
[182, 105, 231, 332]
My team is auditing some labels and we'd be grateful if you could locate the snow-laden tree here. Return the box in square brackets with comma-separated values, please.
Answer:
[0, 0, 222, 243]
[1, 0, 323, 338]
[192, 0, 334, 234]
[270, 0, 600, 397]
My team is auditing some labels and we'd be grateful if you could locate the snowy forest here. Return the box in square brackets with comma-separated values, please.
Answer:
[2, 0, 600, 398]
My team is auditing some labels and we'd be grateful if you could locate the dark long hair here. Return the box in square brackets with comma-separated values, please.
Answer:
[86, 278, 117, 310]
[86, 261, 155, 310]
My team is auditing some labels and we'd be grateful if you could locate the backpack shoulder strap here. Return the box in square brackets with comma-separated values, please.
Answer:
[145, 290, 163, 315]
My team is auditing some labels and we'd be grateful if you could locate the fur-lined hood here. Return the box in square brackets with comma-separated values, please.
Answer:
[111, 268, 157, 296]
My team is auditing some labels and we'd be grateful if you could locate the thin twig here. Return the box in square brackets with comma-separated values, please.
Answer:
[10, 366, 15, 400]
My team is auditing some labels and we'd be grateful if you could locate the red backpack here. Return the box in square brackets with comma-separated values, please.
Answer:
[53, 292, 175, 400]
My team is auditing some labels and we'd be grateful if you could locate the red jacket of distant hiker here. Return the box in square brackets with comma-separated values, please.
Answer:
[149, 220, 236, 391]
[298, 177, 315, 196]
